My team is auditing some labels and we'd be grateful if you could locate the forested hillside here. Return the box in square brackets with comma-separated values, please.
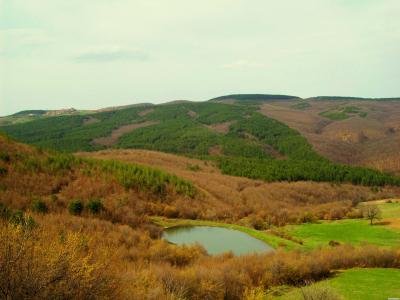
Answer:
[2, 98, 400, 187]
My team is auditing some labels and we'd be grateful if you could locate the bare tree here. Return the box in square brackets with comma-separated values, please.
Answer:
[363, 205, 382, 225]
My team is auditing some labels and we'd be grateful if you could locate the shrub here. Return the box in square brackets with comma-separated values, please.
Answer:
[299, 212, 316, 223]
[0, 152, 10, 162]
[87, 199, 103, 214]
[362, 205, 382, 225]
[300, 284, 341, 300]
[328, 240, 341, 247]
[142, 223, 163, 239]
[31, 199, 48, 214]
[0, 204, 35, 229]
[249, 216, 266, 230]
[68, 200, 84, 215]
[187, 164, 201, 171]
[0, 166, 7, 176]
[9, 210, 36, 229]
[0, 224, 117, 299]
[0, 203, 11, 220]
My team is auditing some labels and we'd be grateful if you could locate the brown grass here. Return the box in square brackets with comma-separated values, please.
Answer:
[79, 149, 400, 226]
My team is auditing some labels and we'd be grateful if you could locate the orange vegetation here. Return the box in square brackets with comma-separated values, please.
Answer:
[80, 149, 400, 227]
[2, 134, 400, 298]
[1, 215, 400, 299]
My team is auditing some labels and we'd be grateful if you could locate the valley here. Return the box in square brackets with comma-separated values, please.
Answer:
[1, 95, 400, 299]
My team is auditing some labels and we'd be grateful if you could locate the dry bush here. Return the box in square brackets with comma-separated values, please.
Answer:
[83, 149, 400, 227]
[2, 210, 400, 300]
[0, 221, 117, 299]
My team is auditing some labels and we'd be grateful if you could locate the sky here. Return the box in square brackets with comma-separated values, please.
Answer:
[0, 0, 399, 116]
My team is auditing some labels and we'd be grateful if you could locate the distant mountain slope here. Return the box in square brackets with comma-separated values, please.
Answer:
[1, 97, 400, 187]
[12, 110, 48, 116]
[210, 93, 300, 104]
[309, 96, 400, 101]
[259, 99, 400, 175]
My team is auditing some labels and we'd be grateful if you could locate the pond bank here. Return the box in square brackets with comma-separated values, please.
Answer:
[151, 217, 300, 250]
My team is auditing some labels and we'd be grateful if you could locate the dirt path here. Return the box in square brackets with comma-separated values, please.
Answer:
[92, 121, 159, 147]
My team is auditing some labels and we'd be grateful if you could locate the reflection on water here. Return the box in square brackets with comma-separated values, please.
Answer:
[163, 226, 273, 255]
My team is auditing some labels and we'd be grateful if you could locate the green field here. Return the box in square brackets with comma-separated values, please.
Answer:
[369, 200, 400, 218]
[275, 268, 400, 300]
[286, 219, 400, 249]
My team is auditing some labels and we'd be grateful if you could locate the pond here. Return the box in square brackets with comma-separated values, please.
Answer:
[163, 226, 274, 255]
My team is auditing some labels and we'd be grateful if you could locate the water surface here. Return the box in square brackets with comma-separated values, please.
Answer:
[163, 226, 273, 255]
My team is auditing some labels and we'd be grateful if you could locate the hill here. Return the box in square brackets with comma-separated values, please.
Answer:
[79, 148, 400, 226]
[210, 93, 301, 104]
[1, 133, 400, 298]
[259, 98, 400, 175]
[1, 98, 400, 187]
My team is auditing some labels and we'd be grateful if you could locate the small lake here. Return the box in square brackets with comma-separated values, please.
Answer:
[163, 226, 274, 255]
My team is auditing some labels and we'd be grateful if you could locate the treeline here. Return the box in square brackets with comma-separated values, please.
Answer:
[218, 157, 400, 186]
[230, 113, 322, 161]
[86, 159, 196, 197]
[210, 93, 300, 102]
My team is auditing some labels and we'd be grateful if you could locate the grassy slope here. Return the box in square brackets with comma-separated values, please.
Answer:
[286, 219, 400, 249]
[151, 217, 301, 250]
[0, 133, 196, 202]
[376, 201, 400, 218]
[275, 268, 400, 300]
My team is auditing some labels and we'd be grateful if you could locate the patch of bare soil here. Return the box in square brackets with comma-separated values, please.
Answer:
[83, 116, 100, 125]
[138, 108, 154, 117]
[386, 218, 400, 229]
[205, 121, 235, 134]
[187, 110, 197, 118]
[92, 121, 159, 147]
[208, 145, 223, 155]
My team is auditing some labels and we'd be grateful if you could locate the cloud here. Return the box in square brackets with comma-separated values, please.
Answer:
[222, 60, 265, 70]
[73, 46, 149, 63]
[0, 28, 50, 56]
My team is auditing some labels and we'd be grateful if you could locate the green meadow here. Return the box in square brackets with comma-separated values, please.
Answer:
[274, 268, 400, 300]
[286, 219, 400, 249]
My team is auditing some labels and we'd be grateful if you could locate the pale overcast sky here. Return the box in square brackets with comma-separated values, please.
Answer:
[1, 0, 399, 115]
